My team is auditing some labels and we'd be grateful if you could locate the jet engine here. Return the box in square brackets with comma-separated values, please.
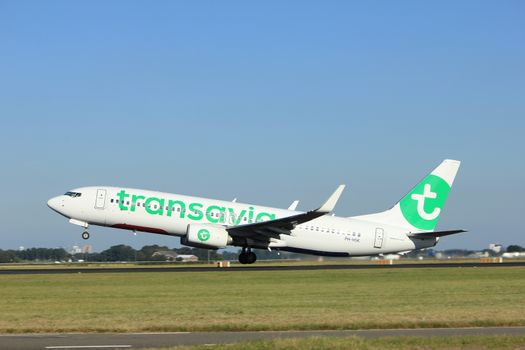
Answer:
[181, 224, 232, 249]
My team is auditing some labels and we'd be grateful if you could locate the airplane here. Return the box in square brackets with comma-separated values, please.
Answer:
[47, 159, 464, 264]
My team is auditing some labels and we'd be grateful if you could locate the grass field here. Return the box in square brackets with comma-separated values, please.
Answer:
[144, 335, 525, 350]
[1, 257, 524, 269]
[0, 267, 524, 333]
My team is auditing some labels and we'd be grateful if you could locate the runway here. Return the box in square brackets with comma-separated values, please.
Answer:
[0, 261, 524, 275]
[2, 327, 525, 349]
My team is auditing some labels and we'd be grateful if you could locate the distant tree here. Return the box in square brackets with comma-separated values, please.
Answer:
[442, 249, 475, 257]
[137, 245, 170, 261]
[191, 248, 219, 261]
[0, 244, 334, 263]
[253, 249, 286, 260]
[0, 250, 16, 263]
[14, 248, 69, 261]
[71, 252, 103, 262]
[173, 247, 220, 261]
[175, 247, 194, 255]
[219, 250, 238, 261]
[507, 245, 524, 253]
[100, 245, 137, 261]
[51, 248, 69, 261]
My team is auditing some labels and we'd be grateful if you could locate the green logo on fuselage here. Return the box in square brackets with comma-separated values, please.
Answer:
[399, 174, 450, 230]
[115, 189, 276, 225]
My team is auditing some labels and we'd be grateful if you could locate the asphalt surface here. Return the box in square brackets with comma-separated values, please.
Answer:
[1, 327, 525, 350]
[0, 261, 524, 274]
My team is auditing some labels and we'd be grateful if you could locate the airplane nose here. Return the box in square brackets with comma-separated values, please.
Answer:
[47, 196, 63, 212]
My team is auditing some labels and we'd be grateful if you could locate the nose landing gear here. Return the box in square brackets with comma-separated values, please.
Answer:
[82, 231, 90, 240]
[238, 247, 257, 264]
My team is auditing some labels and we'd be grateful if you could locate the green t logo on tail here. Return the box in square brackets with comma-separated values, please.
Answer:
[197, 228, 211, 242]
[400, 174, 451, 230]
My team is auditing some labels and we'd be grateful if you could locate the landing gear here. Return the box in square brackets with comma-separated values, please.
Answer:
[238, 248, 257, 264]
[82, 231, 90, 240]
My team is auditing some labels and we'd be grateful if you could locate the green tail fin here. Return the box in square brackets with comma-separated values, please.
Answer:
[353, 159, 461, 232]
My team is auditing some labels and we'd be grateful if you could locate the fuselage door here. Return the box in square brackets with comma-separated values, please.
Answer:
[95, 189, 107, 209]
[374, 227, 384, 248]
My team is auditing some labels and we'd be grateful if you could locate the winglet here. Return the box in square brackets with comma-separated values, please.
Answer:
[317, 185, 345, 213]
[288, 200, 299, 211]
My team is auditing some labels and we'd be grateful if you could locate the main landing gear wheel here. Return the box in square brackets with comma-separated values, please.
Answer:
[246, 251, 257, 264]
[238, 253, 247, 264]
[238, 250, 257, 264]
[82, 231, 90, 240]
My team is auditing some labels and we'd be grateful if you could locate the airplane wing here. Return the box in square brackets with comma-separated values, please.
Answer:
[226, 185, 345, 239]
[407, 230, 467, 238]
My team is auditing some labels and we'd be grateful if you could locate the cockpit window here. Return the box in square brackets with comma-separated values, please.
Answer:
[64, 191, 82, 198]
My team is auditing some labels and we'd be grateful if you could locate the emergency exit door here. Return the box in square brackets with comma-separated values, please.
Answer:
[95, 189, 107, 209]
[374, 228, 384, 248]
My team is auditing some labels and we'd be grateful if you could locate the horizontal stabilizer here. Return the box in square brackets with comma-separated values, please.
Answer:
[408, 229, 467, 238]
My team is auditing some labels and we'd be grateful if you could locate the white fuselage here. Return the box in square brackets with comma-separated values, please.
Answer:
[47, 186, 436, 256]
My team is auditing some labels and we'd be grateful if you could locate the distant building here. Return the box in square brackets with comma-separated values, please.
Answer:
[488, 244, 502, 254]
[70, 246, 82, 254]
[175, 254, 198, 262]
[383, 254, 401, 260]
[468, 251, 489, 258]
[502, 252, 525, 258]
[82, 245, 93, 254]
[152, 251, 179, 261]
[152, 251, 198, 262]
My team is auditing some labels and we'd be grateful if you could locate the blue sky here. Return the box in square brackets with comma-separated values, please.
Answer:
[0, 0, 523, 251]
